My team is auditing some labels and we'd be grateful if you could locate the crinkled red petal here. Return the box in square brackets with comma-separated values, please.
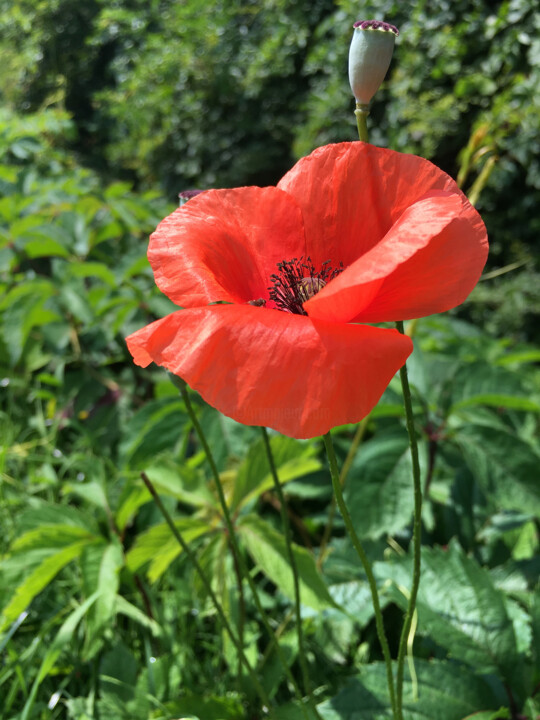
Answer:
[305, 189, 488, 323]
[148, 187, 306, 308]
[277, 142, 470, 272]
[126, 304, 412, 439]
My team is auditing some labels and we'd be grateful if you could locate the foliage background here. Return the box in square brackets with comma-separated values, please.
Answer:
[0, 1, 539, 719]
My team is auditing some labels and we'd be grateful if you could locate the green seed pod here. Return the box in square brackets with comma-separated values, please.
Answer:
[348, 20, 399, 107]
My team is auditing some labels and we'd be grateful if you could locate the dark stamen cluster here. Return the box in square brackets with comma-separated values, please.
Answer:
[268, 257, 344, 315]
[353, 19, 399, 35]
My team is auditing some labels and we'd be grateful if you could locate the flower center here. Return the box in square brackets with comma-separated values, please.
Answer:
[268, 257, 343, 315]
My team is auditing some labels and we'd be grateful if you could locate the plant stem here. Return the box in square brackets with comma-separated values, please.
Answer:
[140, 472, 272, 714]
[318, 416, 369, 568]
[355, 103, 369, 142]
[394, 320, 423, 720]
[322, 432, 396, 718]
[261, 428, 322, 720]
[178, 386, 309, 718]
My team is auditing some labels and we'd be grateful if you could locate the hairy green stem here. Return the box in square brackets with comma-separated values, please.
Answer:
[261, 428, 322, 720]
[394, 320, 423, 720]
[140, 472, 272, 713]
[355, 103, 369, 142]
[318, 416, 369, 568]
[323, 432, 396, 717]
[179, 386, 309, 718]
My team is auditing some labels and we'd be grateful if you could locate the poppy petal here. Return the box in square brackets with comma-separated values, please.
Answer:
[126, 304, 412, 439]
[304, 190, 488, 323]
[277, 142, 468, 270]
[148, 187, 306, 308]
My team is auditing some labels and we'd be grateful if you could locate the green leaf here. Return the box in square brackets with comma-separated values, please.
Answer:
[144, 459, 215, 508]
[114, 595, 163, 637]
[164, 691, 244, 720]
[317, 659, 501, 720]
[126, 517, 210, 582]
[375, 544, 525, 692]
[232, 434, 320, 511]
[461, 710, 511, 720]
[119, 398, 188, 468]
[0, 540, 93, 632]
[453, 424, 540, 515]
[20, 592, 100, 720]
[238, 514, 334, 610]
[344, 431, 424, 539]
[448, 362, 539, 412]
[95, 541, 124, 628]
[10, 524, 96, 551]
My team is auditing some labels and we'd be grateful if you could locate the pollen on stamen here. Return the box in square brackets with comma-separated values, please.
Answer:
[268, 257, 344, 315]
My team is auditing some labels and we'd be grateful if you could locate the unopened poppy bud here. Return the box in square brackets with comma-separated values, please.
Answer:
[348, 20, 399, 107]
[178, 189, 204, 207]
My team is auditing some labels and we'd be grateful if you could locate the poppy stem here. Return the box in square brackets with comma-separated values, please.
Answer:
[140, 472, 273, 715]
[355, 103, 369, 142]
[261, 427, 324, 720]
[322, 432, 397, 718]
[318, 415, 370, 569]
[178, 385, 310, 718]
[394, 320, 423, 720]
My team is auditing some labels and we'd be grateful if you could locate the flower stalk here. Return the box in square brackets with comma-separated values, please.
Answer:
[394, 320, 423, 720]
[322, 432, 397, 717]
[140, 471, 273, 714]
[178, 385, 311, 719]
[261, 428, 323, 720]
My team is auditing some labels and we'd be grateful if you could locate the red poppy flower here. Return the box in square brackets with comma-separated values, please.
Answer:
[126, 142, 487, 438]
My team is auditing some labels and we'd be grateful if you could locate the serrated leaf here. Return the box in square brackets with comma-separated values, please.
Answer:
[144, 459, 215, 508]
[119, 398, 188, 468]
[114, 595, 162, 637]
[344, 431, 423, 539]
[238, 514, 334, 610]
[126, 517, 210, 582]
[20, 592, 100, 720]
[375, 544, 525, 692]
[454, 424, 540, 515]
[448, 362, 537, 413]
[317, 659, 501, 720]
[10, 524, 95, 551]
[0, 540, 93, 632]
[461, 710, 510, 720]
[232, 435, 320, 511]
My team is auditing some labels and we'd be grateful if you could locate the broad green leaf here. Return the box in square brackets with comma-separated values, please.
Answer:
[114, 595, 163, 637]
[20, 592, 100, 720]
[461, 711, 510, 720]
[116, 485, 153, 532]
[14, 503, 99, 534]
[119, 398, 188, 468]
[23, 236, 70, 258]
[164, 691, 244, 720]
[126, 517, 210, 582]
[95, 541, 124, 628]
[232, 434, 320, 511]
[10, 524, 95, 551]
[144, 459, 215, 507]
[62, 480, 109, 511]
[344, 431, 424, 539]
[238, 514, 334, 610]
[81, 540, 124, 659]
[453, 424, 540, 515]
[375, 544, 525, 692]
[448, 362, 537, 413]
[68, 261, 117, 286]
[317, 660, 501, 720]
[0, 540, 94, 632]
